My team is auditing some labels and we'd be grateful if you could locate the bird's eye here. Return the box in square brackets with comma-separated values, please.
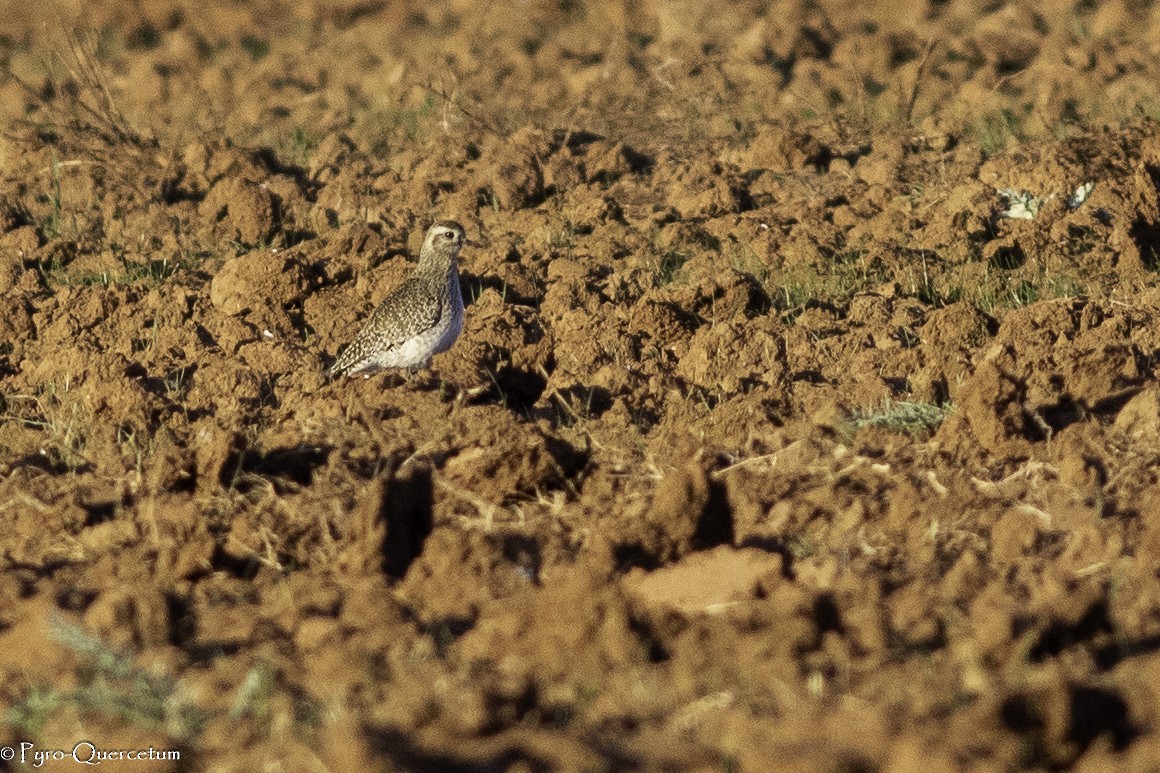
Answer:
[444, 232, 455, 240]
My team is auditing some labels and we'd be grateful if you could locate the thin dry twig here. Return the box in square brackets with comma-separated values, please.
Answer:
[711, 440, 806, 479]
[905, 40, 939, 124]
[418, 76, 506, 137]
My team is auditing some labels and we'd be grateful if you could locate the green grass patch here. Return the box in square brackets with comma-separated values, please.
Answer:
[772, 249, 888, 316]
[358, 92, 439, 153]
[971, 108, 1029, 155]
[851, 400, 952, 436]
[648, 247, 690, 286]
[38, 253, 189, 288]
[6, 617, 206, 740]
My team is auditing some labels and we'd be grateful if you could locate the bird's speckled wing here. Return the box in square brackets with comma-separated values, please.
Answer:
[328, 278, 442, 377]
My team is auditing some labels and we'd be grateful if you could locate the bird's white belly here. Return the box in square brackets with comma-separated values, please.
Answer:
[363, 303, 462, 372]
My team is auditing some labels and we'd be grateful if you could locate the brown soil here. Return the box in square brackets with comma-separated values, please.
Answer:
[4, 1, 1160, 770]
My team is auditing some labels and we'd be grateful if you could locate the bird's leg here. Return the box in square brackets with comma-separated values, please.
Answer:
[397, 365, 431, 390]
[375, 370, 407, 391]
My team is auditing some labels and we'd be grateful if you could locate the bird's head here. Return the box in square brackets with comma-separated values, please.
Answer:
[425, 220, 468, 254]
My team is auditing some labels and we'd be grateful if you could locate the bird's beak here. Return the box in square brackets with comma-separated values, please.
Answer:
[464, 238, 485, 248]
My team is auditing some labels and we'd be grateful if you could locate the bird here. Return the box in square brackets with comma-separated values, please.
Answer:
[328, 220, 469, 379]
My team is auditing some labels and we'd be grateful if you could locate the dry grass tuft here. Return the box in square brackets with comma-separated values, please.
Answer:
[7, 26, 179, 198]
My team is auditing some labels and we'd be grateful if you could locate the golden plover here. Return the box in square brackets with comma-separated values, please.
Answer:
[328, 220, 468, 379]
